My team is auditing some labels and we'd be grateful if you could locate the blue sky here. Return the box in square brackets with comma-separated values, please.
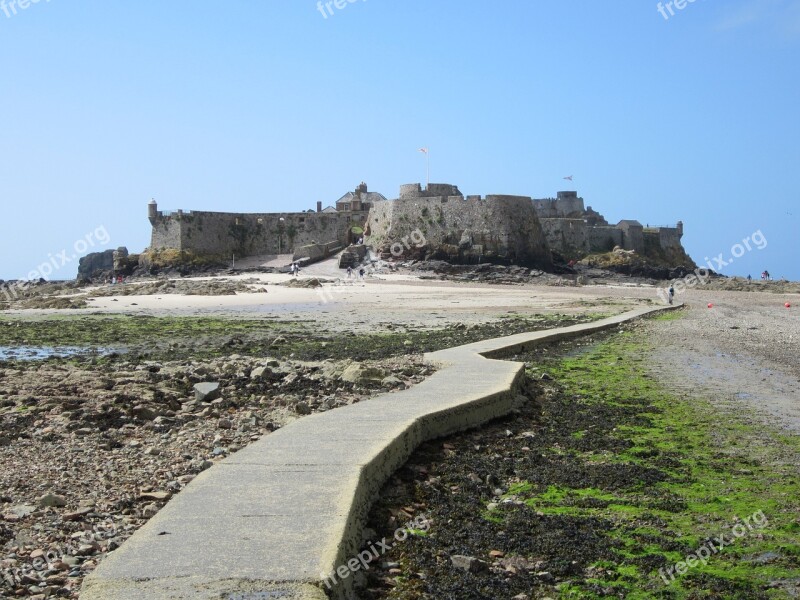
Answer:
[1, 0, 798, 281]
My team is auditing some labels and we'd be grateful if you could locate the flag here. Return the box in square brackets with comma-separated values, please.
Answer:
[563, 175, 573, 181]
[418, 148, 428, 154]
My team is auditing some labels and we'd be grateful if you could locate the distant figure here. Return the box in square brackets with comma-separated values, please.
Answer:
[346, 266, 353, 279]
[765, 270, 771, 281]
[747, 274, 752, 281]
[668, 285, 674, 305]
[117, 275, 123, 284]
[358, 267, 366, 280]
[293, 263, 300, 277]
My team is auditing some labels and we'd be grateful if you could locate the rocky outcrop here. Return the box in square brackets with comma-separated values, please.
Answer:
[77, 247, 137, 281]
[77, 249, 115, 279]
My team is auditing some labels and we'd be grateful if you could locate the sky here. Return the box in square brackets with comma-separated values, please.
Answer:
[1, 0, 799, 281]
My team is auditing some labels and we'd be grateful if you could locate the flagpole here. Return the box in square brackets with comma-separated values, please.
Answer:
[426, 150, 430, 189]
[419, 147, 430, 190]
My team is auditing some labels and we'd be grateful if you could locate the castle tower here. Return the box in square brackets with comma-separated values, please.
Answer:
[148, 199, 158, 224]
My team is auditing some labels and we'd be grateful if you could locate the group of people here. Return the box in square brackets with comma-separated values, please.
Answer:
[346, 266, 367, 280]
[747, 271, 772, 281]
[286, 261, 367, 280]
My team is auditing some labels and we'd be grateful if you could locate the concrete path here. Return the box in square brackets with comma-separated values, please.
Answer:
[81, 304, 677, 600]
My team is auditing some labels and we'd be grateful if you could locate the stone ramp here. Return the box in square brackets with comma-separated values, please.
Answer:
[81, 304, 677, 600]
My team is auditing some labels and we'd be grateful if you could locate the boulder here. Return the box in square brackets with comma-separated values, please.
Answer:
[194, 382, 221, 402]
[450, 555, 489, 574]
[340, 364, 385, 385]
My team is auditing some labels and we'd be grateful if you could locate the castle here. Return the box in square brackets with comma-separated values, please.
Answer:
[146, 183, 690, 269]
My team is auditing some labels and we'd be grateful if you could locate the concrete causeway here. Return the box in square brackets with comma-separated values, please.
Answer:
[81, 304, 677, 600]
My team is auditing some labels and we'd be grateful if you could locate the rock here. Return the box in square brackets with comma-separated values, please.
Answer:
[142, 503, 160, 517]
[8, 504, 36, 518]
[131, 405, 156, 421]
[294, 401, 312, 415]
[450, 555, 489, 574]
[340, 364, 385, 385]
[381, 376, 404, 388]
[61, 555, 79, 567]
[0, 435, 11, 447]
[63, 507, 93, 521]
[270, 336, 288, 346]
[250, 366, 271, 380]
[75, 544, 97, 556]
[217, 418, 233, 429]
[38, 493, 67, 508]
[540, 373, 554, 381]
[139, 491, 171, 501]
[194, 382, 221, 402]
[751, 551, 781, 564]
[489, 550, 505, 558]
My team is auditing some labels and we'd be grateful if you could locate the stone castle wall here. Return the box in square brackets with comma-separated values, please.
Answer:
[533, 192, 686, 259]
[533, 195, 585, 219]
[145, 185, 689, 270]
[366, 188, 553, 269]
[149, 209, 364, 257]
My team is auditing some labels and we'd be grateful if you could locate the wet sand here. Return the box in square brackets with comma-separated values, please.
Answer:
[647, 290, 800, 433]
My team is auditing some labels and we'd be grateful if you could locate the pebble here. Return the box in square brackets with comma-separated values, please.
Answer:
[37, 493, 67, 508]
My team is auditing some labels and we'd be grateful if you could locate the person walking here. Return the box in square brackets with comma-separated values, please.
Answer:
[668, 285, 674, 305]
